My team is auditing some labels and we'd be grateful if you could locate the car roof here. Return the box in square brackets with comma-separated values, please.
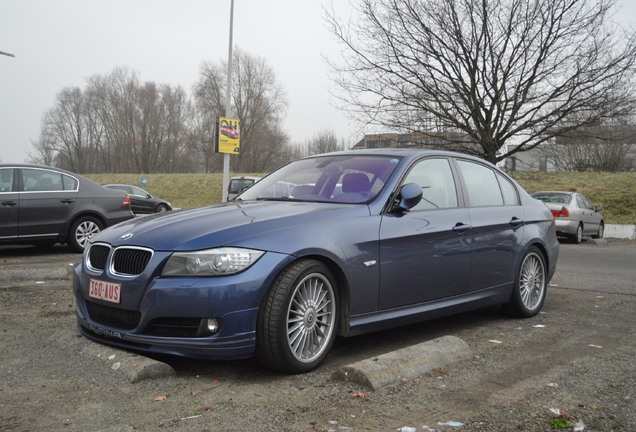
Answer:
[309, 148, 493, 164]
[0, 163, 88, 179]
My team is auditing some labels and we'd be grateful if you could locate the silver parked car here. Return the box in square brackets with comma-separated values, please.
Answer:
[532, 191, 604, 243]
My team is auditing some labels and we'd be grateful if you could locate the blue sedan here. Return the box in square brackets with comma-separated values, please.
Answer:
[73, 150, 559, 373]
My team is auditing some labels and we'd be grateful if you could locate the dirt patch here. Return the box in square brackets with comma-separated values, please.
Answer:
[0, 244, 634, 431]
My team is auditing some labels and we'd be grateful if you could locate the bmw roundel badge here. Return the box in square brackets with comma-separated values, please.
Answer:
[120, 233, 134, 240]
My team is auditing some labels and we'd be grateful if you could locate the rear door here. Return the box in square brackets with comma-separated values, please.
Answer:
[454, 159, 525, 292]
[130, 186, 154, 213]
[0, 168, 19, 240]
[18, 168, 79, 239]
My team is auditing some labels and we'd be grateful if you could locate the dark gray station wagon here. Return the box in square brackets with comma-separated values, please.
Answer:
[0, 164, 134, 252]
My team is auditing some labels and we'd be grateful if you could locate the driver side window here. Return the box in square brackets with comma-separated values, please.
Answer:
[403, 158, 458, 211]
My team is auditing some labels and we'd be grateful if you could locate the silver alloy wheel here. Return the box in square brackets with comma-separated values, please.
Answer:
[286, 272, 336, 364]
[519, 252, 545, 311]
[75, 220, 100, 248]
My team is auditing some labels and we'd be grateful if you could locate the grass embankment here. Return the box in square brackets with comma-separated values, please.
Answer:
[86, 172, 636, 225]
[511, 172, 636, 225]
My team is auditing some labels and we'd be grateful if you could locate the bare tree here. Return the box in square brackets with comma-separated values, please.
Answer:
[308, 129, 343, 155]
[541, 118, 636, 171]
[326, 0, 636, 163]
[31, 87, 103, 172]
[194, 48, 291, 172]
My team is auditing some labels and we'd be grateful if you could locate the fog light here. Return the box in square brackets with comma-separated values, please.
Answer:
[197, 318, 221, 337]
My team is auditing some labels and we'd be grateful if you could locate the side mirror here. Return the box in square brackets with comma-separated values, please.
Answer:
[393, 183, 422, 212]
[595, 206, 603, 212]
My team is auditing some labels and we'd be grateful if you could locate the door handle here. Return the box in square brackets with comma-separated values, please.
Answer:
[1, 200, 17, 206]
[61, 199, 75, 204]
[509, 217, 524, 227]
[452, 222, 472, 233]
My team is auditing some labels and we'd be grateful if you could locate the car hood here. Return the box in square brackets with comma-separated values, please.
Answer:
[92, 200, 371, 252]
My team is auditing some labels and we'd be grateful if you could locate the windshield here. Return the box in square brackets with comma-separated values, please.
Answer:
[236, 154, 403, 203]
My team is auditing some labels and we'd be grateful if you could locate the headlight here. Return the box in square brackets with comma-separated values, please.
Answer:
[162, 247, 265, 276]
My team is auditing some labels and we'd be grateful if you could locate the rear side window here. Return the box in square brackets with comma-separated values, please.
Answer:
[457, 160, 517, 207]
[22, 169, 64, 192]
[497, 173, 519, 205]
[62, 174, 78, 191]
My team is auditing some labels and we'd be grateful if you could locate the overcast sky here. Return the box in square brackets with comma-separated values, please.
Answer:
[1, 1, 634, 166]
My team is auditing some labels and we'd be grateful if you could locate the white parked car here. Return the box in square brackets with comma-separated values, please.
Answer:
[532, 191, 604, 243]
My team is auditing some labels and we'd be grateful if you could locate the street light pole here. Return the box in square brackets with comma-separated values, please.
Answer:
[221, 0, 235, 202]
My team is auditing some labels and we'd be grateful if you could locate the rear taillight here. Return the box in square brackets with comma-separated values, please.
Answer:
[123, 195, 131, 206]
[551, 206, 569, 218]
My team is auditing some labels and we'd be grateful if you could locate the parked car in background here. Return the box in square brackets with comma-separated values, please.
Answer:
[0, 164, 133, 252]
[227, 176, 261, 201]
[532, 191, 604, 243]
[101, 184, 172, 214]
[74, 150, 559, 373]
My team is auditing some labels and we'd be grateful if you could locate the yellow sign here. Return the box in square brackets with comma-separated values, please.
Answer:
[216, 117, 240, 154]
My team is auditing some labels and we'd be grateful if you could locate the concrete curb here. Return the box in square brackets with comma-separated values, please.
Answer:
[605, 224, 636, 240]
[0, 265, 70, 281]
[331, 335, 472, 391]
[48, 329, 176, 383]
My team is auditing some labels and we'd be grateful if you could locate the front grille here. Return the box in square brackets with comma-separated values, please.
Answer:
[111, 247, 152, 276]
[86, 301, 141, 330]
[88, 244, 110, 271]
[145, 318, 203, 338]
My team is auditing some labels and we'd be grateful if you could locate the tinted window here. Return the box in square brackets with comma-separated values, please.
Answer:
[457, 160, 503, 207]
[403, 158, 458, 210]
[22, 169, 64, 192]
[62, 174, 78, 191]
[131, 186, 147, 196]
[239, 155, 402, 204]
[496, 173, 519, 205]
[0, 168, 14, 192]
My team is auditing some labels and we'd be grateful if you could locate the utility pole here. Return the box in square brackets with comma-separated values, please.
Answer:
[221, 0, 234, 202]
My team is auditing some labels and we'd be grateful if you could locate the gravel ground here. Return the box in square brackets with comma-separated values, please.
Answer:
[0, 244, 634, 432]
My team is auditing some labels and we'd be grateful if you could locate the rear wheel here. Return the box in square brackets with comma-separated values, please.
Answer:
[69, 216, 103, 252]
[257, 259, 337, 374]
[505, 247, 547, 317]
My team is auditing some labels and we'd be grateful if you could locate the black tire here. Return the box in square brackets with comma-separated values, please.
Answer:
[572, 224, 583, 244]
[505, 247, 547, 317]
[155, 204, 169, 213]
[592, 222, 604, 239]
[68, 216, 103, 252]
[257, 259, 338, 374]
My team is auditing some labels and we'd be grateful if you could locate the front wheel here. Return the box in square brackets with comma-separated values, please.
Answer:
[69, 216, 103, 252]
[155, 204, 170, 213]
[592, 222, 604, 239]
[572, 224, 583, 244]
[505, 247, 547, 317]
[257, 259, 338, 374]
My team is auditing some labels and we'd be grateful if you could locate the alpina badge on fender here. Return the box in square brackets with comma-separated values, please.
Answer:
[120, 233, 134, 240]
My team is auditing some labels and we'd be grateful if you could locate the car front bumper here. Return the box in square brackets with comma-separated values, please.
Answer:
[73, 251, 294, 360]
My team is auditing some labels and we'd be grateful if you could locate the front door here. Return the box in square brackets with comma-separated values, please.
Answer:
[379, 158, 471, 309]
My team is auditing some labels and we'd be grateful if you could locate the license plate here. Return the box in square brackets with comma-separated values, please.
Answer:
[89, 279, 121, 304]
